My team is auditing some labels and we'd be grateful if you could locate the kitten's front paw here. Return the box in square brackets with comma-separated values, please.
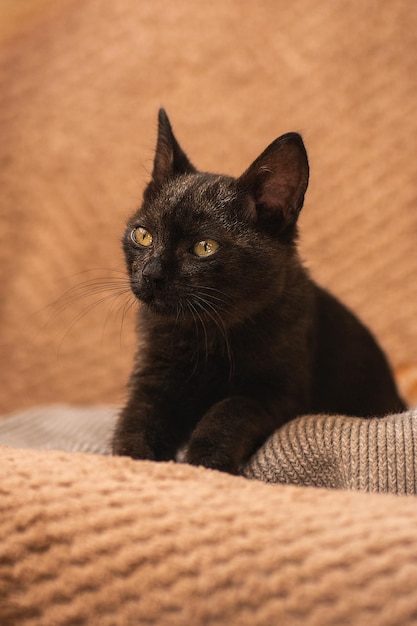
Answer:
[112, 432, 156, 461]
[186, 439, 239, 474]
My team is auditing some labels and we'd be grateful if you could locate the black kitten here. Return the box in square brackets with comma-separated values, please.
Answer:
[112, 109, 406, 474]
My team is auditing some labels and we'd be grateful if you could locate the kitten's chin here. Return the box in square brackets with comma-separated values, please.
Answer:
[138, 295, 179, 318]
[130, 284, 175, 316]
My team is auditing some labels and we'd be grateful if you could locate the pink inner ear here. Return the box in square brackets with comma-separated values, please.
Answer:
[259, 180, 296, 212]
[237, 133, 309, 227]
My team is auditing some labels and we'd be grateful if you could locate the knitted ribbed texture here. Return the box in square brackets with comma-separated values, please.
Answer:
[244, 410, 417, 494]
[1, 0, 417, 415]
[2, 445, 417, 626]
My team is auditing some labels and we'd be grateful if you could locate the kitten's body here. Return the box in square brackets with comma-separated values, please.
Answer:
[112, 110, 405, 473]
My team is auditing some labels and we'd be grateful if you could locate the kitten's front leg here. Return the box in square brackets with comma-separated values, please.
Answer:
[112, 394, 181, 462]
[185, 396, 276, 474]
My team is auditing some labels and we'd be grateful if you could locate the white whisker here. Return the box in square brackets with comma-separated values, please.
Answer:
[44, 268, 136, 354]
[190, 293, 235, 379]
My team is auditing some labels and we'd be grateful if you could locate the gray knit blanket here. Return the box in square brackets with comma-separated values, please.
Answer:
[1, 405, 416, 494]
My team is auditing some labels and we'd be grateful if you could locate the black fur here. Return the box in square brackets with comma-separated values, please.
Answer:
[112, 109, 406, 474]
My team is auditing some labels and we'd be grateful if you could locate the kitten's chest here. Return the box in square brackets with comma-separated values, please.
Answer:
[172, 326, 274, 395]
[150, 325, 236, 400]
[147, 313, 284, 399]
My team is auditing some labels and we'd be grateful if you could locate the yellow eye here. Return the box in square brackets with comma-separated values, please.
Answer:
[193, 239, 219, 258]
[131, 227, 153, 247]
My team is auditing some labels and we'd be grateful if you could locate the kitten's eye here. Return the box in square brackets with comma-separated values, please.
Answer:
[193, 239, 219, 258]
[131, 227, 153, 247]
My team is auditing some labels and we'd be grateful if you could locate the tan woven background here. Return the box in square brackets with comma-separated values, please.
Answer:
[1, 0, 416, 414]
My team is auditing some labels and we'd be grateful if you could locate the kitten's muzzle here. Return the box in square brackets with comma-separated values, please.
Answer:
[133, 259, 178, 314]
[142, 259, 165, 286]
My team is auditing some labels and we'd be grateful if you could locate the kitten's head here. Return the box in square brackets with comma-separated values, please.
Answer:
[123, 109, 309, 325]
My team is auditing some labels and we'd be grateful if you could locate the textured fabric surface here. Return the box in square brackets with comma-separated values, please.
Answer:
[0, 405, 116, 454]
[1, 405, 417, 494]
[0, 449, 417, 626]
[2, 446, 417, 626]
[1, 0, 417, 415]
[244, 409, 417, 494]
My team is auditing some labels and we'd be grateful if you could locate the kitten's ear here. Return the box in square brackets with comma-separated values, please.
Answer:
[151, 109, 197, 185]
[238, 133, 309, 228]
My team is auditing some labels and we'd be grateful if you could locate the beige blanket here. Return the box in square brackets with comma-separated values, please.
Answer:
[2, 439, 417, 626]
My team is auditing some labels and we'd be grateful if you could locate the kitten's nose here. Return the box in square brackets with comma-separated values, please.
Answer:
[142, 259, 165, 285]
